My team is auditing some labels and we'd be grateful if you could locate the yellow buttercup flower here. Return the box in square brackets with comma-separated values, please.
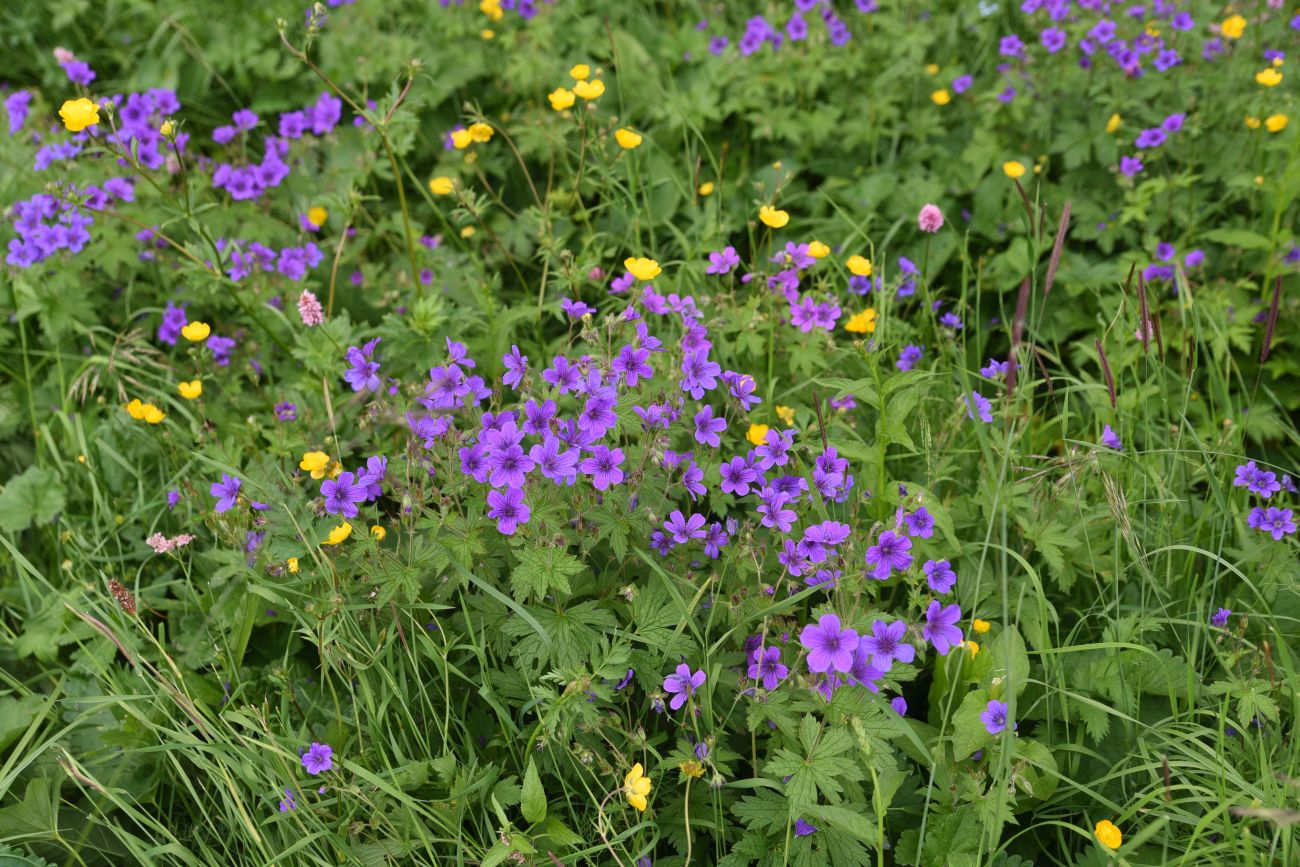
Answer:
[322, 522, 353, 546]
[1094, 819, 1123, 850]
[287, 557, 300, 573]
[1266, 114, 1288, 133]
[1106, 112, 1122, 134]
[429, 176, 454, 195]
[697, 181, 715, 197]
[807, 240, 830, 259]
[126, 399, 147, 420]
[59, 98, 100, 132]
[1221, 14, 1245, 40]
[306, 206, 327, 228]
[966, 640, 980, 659]
[759, 205, 789, 228]
[181, 321, 211, 342]
[159, 120, 175, 137]
[572, 79, 605, 101]
[370, 525, 387, 541]
[925, 63, 939, 75]
[624, 763, 652, 812]
[548, 87, 576, 111]
[931, 89, 951, 106]
[844, 308, 877, 334]
[142, 404, 166, 425]
[468, 122, 494, 143]
[178, 380, 203, 400]
[624, 257, 661, 281]
[678, 760, 705, 779]
[973, 618, 991, 634]
[1003, 160, 1026, 179]
[1245, 115, 1262, 130]
[846, 255, 872, 277]
[327, 461, 343, 479]
[746, 423, 770, 447]
[615, 128, 643, 149]
[299, 451, 331, 479]
[461, 225, 477, 238]
[450, 129, 473, 149]
[570, 63, 591, 81]
[479, 0, 503, 21]
[1256, 68, 1282, 87]
[775, 405, 795, 426]
[481, 28, 495, 40]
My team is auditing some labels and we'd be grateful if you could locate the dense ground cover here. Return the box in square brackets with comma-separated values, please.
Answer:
[1, 1, 1298, 865]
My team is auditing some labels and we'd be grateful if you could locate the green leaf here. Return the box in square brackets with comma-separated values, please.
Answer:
[521, 759, 546, 825]
[0, 466, 66, 534]
[973, 626, 1030, 696]
[1200, 228, 1272, 250]
[510, 544, 584, 602]
[950, 688, 993, 761]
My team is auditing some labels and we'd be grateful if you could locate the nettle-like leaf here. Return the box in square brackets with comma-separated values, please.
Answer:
[509, 543, 584, 602]
[950, 688, 993, 762]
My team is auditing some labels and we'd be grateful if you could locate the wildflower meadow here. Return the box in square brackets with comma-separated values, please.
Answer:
[2, 1, 1299, 865]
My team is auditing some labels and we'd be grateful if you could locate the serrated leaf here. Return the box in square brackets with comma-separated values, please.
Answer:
[510, 545, 584, 602]
[950, 688, 993, 761]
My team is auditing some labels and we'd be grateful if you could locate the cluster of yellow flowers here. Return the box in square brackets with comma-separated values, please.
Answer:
[548, 64, 605, 111]
[450, 122, 494, 150]
[125, 399, 166, 424]
[1246, 114, 1289, 133]
[844, 308, 877, 334]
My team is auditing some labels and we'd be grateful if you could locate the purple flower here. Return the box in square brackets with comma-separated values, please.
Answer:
[799, 613, 859, 674]
[167, 490, 181, 510]
[663, 663, 706, 711]
[999, 33, 1025, 58]
[1041, 27, 1066, 52]
[486, 486, 530, 535]
[965, 392, 994, 423]
[891, 696, 908, 716]
[859, 620, 915, 671]
[528, 435, 578, 486]
[717, 456, 758, 496]
[302, 742, 333, 775]
[1162, 113, 1186, 133]
[1249, 507, 1296, 540]
[707, 246, 740, 275]
[1185, 249, 1205, 268]
[703, 521, 729, 558]
[747, 645, 788, 690]
[923, 559, 957, 594]
[980, 700, 1011, 735]
[580, 446, 625, 490]
[321, 471, 367, 518]
[952, 74, 973, 93]
[794, 819, 818, 837]
[542, 356, 581, 393]
[561, 297, 596, 319]
[923, 600, 964, 655]
[1234, 461, 1282, 499]
[664, 510, 707, 545]
[680, 350, 721, 399]
[486, 441, 534, 490]
[612, 344, 653, 387]
[278, 788, 296, 812]
[693, 405, 727, 447]
[903, 507, 934, 539]
[757, 490, 796, 532]
[1120, 155, 1144, 177]
[1135, 128, 1166, 149]
[521, 399, 556, 436]
[1101, 424, 1122, 450]
[864, 530, 913, 580]
[1210, 607, 1232, 628]
[343, 338, 382, 392]
[502, 345, 528, 389]
[897, 344, 923, 371]
[210, 474, 242, 513]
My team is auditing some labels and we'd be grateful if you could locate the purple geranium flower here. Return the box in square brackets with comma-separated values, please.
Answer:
[486, 486, 530, 535]
[1101, 424, 1122, 450]
[321, 471, 367, 518]
[980, 700, 1011, 734]
[693, 405, 727, 446]
[923, 600, 963, 655]
[864, 530, 913, 580]
[663, 663, 706, 710]
[580, 446, 625, 490]
[210, 474, 242, 513]
[923, 559, 957, 594]
[799, 613, 858, 673]
[302, 742, 333, 775]
[747, 645, 788, 690]
[859, 620, 915, 671]
[707, 246, 740, 275]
